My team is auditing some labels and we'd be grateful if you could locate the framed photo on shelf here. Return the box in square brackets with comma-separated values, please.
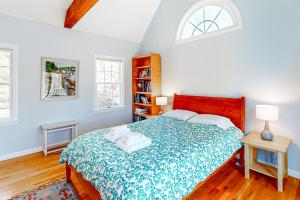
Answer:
[41, 57, 79, 100]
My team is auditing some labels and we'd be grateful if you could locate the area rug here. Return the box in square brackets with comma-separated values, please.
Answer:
[9, 179, 79, 200]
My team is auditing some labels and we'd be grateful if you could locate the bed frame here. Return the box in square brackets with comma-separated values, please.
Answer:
[66, 94, 246, 200]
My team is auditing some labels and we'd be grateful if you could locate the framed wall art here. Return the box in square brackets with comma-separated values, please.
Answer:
[41, 57, 79, 100]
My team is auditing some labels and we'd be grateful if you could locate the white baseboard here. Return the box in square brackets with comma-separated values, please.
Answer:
[288, 169, 300, 179]
[0, 140, 71, 162]
[0, 147, 42, 161]
[257, 158, 300, 179]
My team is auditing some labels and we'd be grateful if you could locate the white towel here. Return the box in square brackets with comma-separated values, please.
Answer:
[116, 137, 152, 154]
[122, 132, 146, 146]
[104, 125, 131, 143]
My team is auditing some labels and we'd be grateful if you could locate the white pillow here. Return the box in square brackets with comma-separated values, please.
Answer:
[187, 114, 235, 129]
[163, 109, 198, 121]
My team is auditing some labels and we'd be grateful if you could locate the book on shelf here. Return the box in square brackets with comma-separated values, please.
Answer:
[134, 94, 151, 105]
[141, 96, 150, 104]
[139, 68, 151, 78]
[138, 80, 152, 93]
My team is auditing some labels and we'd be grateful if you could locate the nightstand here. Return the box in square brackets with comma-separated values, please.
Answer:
[241, 132, 292, 192]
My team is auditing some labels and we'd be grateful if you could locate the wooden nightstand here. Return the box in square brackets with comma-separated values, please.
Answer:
[241, 132, 291, 192]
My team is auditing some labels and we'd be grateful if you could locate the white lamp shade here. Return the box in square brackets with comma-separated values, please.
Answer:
[156, 97, 168, 106]
[256, 105, 279, 121]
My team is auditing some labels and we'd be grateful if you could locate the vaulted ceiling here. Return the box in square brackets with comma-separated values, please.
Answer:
[0, 0, 161, 43]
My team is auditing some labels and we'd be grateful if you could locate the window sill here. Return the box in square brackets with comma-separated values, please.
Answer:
[94, 106, 126, 113]
[0, 119, 18, 127]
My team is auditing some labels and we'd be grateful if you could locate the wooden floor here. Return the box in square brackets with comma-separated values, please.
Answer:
[0, 152, 299, 200]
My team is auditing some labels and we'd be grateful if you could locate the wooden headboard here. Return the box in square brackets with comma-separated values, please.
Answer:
[173, 94, 245, 132]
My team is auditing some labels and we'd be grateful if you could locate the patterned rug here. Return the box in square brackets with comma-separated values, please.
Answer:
[9, 179, 79, 200]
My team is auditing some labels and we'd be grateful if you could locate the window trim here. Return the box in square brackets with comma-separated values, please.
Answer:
[0, 43, 18, 126]
[175, 0, 242, 44]
[93, 55, 125, 113]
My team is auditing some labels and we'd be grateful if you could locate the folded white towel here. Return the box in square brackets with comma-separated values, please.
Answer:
[116, 137, 152, 154]
[104, 125, 131, 143]
[122, 132, 146, 146]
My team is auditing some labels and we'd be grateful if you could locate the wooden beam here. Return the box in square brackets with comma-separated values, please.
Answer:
[64, 0, 99, 28]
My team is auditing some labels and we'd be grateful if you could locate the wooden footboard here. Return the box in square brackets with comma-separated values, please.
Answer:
[66, 147, 244, 200]
[66, 164, 102, 200]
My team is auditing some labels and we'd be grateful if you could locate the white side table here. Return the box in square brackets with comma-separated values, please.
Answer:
[241, 132, 291, 192]
[40, 120, 79, 156]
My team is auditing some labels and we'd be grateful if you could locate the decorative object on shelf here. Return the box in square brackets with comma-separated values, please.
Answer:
[256, 105, 279, 141]
[41, 57, 79, 100]
[137, 81, 143, 89]
[156, 97, 168, 114]
[135, 108, 148, 114]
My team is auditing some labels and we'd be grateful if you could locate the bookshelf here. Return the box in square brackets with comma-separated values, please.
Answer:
[132, 54, 161, 122]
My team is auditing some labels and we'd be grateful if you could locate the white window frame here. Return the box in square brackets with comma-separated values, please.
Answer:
[0, 43, 18, 126]
[93, 55, 125, 113]
[176, 0, 242, 44]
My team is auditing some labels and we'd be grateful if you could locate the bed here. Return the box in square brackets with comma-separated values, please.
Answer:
[61, 94, 245, 200]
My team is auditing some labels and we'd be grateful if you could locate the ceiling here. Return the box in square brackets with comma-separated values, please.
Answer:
[0, 0, 161, 43]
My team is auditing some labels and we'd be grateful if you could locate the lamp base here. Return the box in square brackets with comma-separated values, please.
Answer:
[260, 130, 273, 141]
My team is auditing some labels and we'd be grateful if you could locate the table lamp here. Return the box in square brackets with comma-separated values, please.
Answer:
[156, 97, 168, 114]
[256, 105, 279, 141]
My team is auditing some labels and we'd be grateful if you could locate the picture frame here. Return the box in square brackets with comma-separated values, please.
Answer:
[41, 57, 79, 100]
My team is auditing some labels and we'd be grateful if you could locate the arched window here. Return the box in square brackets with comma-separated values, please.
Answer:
[176, 0, 242, 44]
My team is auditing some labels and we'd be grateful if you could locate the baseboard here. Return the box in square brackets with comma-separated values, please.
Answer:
[257, 158, 300, 179]
[0, 147, 43, 161]
[0, 140, 71, 162]
[288, 169, 300, 179]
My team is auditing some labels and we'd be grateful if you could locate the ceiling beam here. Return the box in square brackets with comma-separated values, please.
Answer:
[64, 0, 99, 28]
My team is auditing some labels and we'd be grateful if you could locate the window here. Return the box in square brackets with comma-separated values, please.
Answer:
[176, 0, 242, 43]
[0, 44, 17, 124]
[94, 55, 124, 111]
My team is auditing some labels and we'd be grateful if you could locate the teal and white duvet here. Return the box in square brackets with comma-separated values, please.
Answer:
[60, 116, 243, 200]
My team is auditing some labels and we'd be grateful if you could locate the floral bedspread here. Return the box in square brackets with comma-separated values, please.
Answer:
[60, 116, 243, 200]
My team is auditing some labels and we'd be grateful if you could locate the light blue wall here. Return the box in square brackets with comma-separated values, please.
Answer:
[0, 14, 140, 157]
[141, 0, 300, 174]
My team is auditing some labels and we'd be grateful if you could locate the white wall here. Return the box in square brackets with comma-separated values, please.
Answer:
[0, 14, 140, 158]
[141, 0, 300, 175]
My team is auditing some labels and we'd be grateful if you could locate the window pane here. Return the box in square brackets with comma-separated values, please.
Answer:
[112, 71, 119, 83]
[112, 84, 120, 96]
[105, 72, 112, 82]
[0, 108, 9, 119]
[204, 6, 222, 21]
[112, 62, 120, 73]
[112, 97, 120, 106]
[97, 84, 113, 107]
[0, 51, 10, 67]
[206, 23, 219, 33]
[215, 9, 234, 29]
[104, 61, 112, 71]
[0, 100, 9, 109]
[96, 60, 105, 71]
[0, 85, 9, 101]
[182, 23, 196, 39]
[189, 9, 204, 25]
[96, 71, 104, 83]
[0, 67, 10, 83]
